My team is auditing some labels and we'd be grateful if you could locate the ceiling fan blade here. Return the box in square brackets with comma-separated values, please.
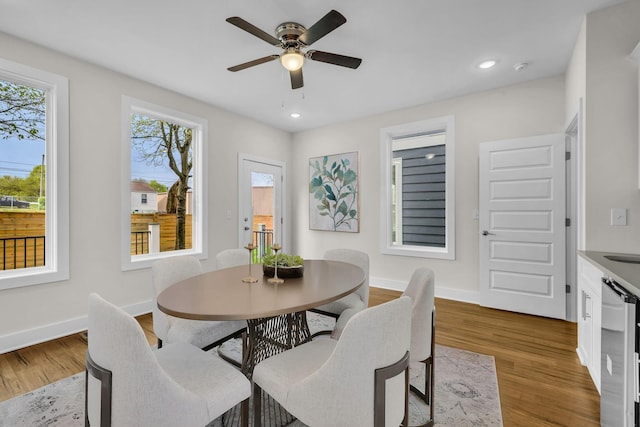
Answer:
[227, 55, 279, 72]
[299, 10, 346, 46]
[290, 69, 304, 89]
[226, 17, 281, 46]
[307, 50, 362, 69]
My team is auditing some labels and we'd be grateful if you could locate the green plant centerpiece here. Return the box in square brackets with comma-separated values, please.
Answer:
[262, 253, 304, 279]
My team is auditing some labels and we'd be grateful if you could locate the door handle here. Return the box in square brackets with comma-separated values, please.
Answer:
[481, 230, 495, 236]
[244, 226, 250, 231]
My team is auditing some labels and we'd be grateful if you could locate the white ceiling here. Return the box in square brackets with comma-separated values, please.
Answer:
[0, 0, 626, 133]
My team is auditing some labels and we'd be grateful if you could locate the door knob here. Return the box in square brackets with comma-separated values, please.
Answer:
[481, 230, 495, 236]
[244, 226, 250, 231]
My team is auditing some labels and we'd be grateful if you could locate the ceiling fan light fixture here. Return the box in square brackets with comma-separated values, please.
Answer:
[477, 59, 497, 69]
[281, 48, 305, 71]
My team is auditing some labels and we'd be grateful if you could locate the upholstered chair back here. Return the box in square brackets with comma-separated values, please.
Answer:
[403, 267, 435, 362]
[87, 293, 209, 426]
[324, 248, 370, 305]
[288, 296, 411, 426]
[151, 255, 203, 343]
[215, 248, 248, 269]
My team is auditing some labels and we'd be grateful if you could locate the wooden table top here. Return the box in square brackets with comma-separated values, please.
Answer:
[157, 259, 365, 321]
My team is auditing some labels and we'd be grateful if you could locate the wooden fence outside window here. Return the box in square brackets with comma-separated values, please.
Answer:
[0, 212, 192, 270]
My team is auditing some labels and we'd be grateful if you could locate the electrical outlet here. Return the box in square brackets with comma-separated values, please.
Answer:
[611, 208, 627, 226]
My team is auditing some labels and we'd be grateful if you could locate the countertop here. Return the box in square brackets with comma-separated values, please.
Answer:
[579, 250, 640, 296]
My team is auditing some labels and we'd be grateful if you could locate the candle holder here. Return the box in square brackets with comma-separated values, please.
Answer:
[268, 244, 284, 284]
[242, 243, 258, 283]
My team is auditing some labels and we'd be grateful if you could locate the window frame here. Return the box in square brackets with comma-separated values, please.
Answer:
[391, 157, 403, 245]
[121, 96, 208, 271]
[379, 115, 456, 259]
[0, 58, 70, 289]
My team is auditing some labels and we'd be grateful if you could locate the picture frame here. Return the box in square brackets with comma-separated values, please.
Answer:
[309, 151, 359, 232]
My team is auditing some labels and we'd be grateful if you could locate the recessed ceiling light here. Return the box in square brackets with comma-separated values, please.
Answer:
[290, 112, 301, 118]
[477, 60, 497, 69]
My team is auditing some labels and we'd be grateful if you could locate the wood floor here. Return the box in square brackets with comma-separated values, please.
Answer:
[0, 288, 599, 426]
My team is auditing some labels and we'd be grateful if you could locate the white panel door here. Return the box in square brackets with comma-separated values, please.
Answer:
[479, 134, 566, 319]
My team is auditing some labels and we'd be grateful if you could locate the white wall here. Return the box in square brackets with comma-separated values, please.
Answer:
[0, 32, 292, 352]
[583, 0, 640, 252]
[291, 76, 566, 299]
[566, 20, 587, 122]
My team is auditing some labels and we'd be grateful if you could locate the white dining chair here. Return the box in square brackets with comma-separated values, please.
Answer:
[253, 296, 411, 427]
[403, 267, 435, 427]
[151, 255, 246, 354]
[85, 293, 250, 427]
[331, 267, 436, 426]
[309, 248, 369, 336]
[215, 248, 249, 269]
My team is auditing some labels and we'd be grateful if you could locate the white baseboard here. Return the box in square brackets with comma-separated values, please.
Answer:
[576, 347, 588, 366]
[0, 299, 153, 355]
[1, 281, 479, 354]
[370, 276, 479, 304]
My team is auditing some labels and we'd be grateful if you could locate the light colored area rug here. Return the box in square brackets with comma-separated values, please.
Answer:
[0, 313, 502, 426]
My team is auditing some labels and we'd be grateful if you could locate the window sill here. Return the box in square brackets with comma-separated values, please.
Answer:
[381, 245, 455, 260]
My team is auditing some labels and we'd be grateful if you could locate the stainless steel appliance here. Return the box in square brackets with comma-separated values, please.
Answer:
[601, 277, 639, 427]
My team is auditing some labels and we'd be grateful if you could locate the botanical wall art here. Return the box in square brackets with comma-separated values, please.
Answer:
[309, 151, 359, 232]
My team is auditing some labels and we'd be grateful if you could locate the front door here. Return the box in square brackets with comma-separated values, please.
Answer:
[238, 155, 284, 261]
[478, 134, 566, 319]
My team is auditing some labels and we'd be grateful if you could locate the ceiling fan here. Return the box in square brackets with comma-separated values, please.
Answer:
[226, 10, 362, 90]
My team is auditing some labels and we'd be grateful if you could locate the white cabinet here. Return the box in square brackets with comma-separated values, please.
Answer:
[577, 255, 602, 393]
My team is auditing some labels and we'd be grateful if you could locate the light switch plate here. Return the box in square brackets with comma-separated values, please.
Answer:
[611, 208, 627, 226]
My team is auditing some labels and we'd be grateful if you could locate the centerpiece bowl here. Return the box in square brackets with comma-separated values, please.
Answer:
[262, 253, 304, 278]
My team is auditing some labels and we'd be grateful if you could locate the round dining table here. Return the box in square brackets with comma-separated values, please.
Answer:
[157, 259, 365, 376]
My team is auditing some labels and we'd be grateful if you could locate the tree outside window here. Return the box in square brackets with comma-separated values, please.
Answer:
[131, 114, 193, 251]
[122, 96, 207, 270]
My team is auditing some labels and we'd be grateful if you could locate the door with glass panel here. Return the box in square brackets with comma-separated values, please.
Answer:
[238, 155, 284, 262]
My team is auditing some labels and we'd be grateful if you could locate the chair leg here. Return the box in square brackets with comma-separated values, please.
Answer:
[374, 351, 410, 427]
[308, 309, 339, 338]
[310, 329, 332, 338]
[208, 327, 247, 368]
[84, 368, 89, 427]
[253, 382, 262, 427]
[404, 364, 410, 427]
[85, 352, 113, 427]
[407, 308, 436, 427]
[240, 397, 249, 427]
[424, 358, 431, 404]
[409, 357, 432, 404]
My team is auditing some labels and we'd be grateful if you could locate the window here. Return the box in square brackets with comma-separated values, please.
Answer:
[121, 97, 207, 270]
[380, 116, 455, 259]
[391, 157, 403, 244]
[0, 58, 69, 289]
